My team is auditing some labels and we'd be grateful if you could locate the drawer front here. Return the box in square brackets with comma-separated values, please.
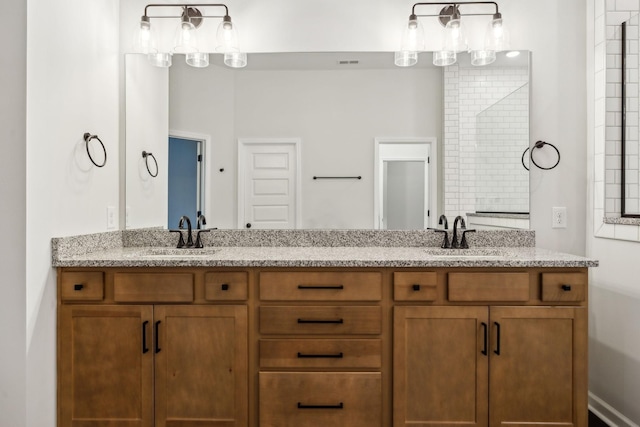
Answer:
[394, 272, 438, 301]
[260, 339, 382, 369]
[204, 271, 248, 301]
[60, 272, 104, 301]
[260, 306, 382, 335]
[448, 272, 530, 302]
[113, 273, 194, 303]
[541, 273, 586, 302]
[259, 372, 382, 427]
[259, 272, 382, 301]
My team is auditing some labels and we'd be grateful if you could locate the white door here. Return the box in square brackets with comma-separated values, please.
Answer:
[238, 139, 301, 229]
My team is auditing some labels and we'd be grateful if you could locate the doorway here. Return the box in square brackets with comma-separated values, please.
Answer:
[167, 136, 204, 229]
[374, 138, 437, 229]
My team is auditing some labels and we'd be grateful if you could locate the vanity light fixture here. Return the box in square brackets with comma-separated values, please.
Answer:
[135, 3, 246, 69]
[395, 2, 509, 67]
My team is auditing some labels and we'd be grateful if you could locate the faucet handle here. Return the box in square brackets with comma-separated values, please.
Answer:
[170, 229, 186, 248]
[194, 229, 211, 248]
[460, 229, 476, 249]
[428, 228, 450, 249]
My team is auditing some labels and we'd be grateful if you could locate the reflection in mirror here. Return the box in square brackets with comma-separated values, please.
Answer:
[622, 15, 640, 217]
[125, 51, 531, 230]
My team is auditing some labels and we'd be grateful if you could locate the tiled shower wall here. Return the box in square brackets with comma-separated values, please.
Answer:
[604, 0, 640, 215]
[444, 64, 529, 219]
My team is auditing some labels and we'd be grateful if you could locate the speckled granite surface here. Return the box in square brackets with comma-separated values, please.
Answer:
[603, 216, 640, 225]
[52, 229, 598, 268]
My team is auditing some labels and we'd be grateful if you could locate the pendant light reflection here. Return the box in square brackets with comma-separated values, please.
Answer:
[136, 3, 246, 69]
[395, 2, 510, 68]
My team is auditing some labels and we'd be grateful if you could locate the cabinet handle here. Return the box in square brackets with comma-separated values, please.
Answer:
[494, 322, 501, 355]
[481, 322, 488, 356]
[154, 321, 161, 353]
[297, 318, 344, 324]
[74, 284, 84, 291]
[297, 352, 344, 358]
[297, 285, 344, 290]
[561, 284, 572, 291]
[142, 321, 149, 354]
[221, 283, 229, 291]
[297, 402, 344, 410]
[412, 284, 421, 291]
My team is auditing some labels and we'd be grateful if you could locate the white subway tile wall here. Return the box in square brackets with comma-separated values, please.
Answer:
[444, 64, 529, 219]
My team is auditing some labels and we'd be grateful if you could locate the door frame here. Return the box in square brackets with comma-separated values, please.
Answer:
[168, 130, 210, 222]
[237, 138, 302, 229]
[374, 137, 438, 229]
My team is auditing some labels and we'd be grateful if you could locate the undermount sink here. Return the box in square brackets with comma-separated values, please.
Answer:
[128, 247, 220, 258]
[423, 248, 514, 259]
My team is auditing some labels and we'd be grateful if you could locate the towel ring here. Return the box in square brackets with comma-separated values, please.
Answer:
[142, 151, 158, 177]
[521, 140, 560, 171]
[83, 133, 107, 167]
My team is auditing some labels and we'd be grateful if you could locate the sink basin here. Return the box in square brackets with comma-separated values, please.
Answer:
[423, 248, 514, 259]
[127, 247, 220, 258]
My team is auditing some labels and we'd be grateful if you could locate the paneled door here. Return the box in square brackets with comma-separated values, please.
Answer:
[238, 139, 301, 229]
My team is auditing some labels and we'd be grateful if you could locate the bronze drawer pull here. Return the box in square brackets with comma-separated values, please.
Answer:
[297, 352, 344, 358]
[494, 322, 501, 355]
[142, 321, 149, 354]
[481, 322, 488, 356]
[412, 284, 420, 291]
[154, 321, 161, 353]
[561, 284, 572, 291]
[297, 285, 344, 290]
[297, 318, 344, 324]
[74, 284, 84, 291]
[297, 402, 344, 409]
[221, 283, 229, 291]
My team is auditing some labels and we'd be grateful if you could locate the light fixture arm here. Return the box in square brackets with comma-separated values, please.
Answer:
[410, 1, 500, 24]
[142, 3, 230, 22]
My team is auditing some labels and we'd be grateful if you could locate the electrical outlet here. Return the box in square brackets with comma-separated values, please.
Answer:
[107, 206, 116, 229]
[552, 207, 567, 229]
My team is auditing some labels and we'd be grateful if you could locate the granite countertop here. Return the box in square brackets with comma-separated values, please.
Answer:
[51, 229, 598, 268]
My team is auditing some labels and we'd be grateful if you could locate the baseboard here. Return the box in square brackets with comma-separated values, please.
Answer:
[589, 392, 640, 427]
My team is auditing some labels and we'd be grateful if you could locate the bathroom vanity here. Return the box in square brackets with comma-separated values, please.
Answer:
[53, 231, 597, 427]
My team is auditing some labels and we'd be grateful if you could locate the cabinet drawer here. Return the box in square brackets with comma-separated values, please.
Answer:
[259, 372, 381, 427]
[113, 273, 194, 302]
[204, 271, 248, 301]
[260, 339, 382, 369]
[60, 272, 104, 301]
[541, 273, 586, 302]
[259, 272, 382, 301]
[448, 272, 530, 302]
[260, 306, 381, 335]
[394, 272, 438, 301]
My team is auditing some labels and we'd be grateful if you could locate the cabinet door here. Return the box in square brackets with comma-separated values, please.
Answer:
[489, 307, 587, 427]
[394, 306, 489, 427]
[58, 305, 153, 427]
[154, 305, 248, 427]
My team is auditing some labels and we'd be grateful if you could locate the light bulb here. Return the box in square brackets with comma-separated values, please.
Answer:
[400, 14, 425, 52]
[443, 18, 468, 53]
[217, 16, 239, 52]
[135, 16, 155, 54]
[484, 13, 510, 52]
[174, 20, 198, 53]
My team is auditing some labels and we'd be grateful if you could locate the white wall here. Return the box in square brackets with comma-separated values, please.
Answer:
[0, 0, 27, 424]
[25, 1, 120, 426]
[588, 1, 640, 425]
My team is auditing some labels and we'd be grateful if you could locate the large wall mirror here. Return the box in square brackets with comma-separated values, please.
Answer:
[125, 51, 530, 230]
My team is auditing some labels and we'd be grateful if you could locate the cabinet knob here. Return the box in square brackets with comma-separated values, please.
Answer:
[221, 283, 229, 291]
[412, 284, 421, 291]
[561, 284, 572, 291]
[74, 284, 84, 291]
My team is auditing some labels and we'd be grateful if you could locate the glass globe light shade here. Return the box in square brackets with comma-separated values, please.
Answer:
[216, 17, 239, 52]
[174, 20, 198, 53]
[134, 17, 157, 54]
[147, 52, 172, 68]
[484, 15, 510, 52]
[433, 50, 456, 66]
[400, 15, 425, 52]
[224, 50, 247, 68]
[186, 52, 210, 68]
[395, 51, 418, 67]
[443, 18, 468, 53]
[471, 50, 496, 66]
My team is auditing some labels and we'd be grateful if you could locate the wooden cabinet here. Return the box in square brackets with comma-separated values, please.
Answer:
[257, 270, 384, 427]
[58, 266, 588, 427]
[393, 271, 588, 427]
[57, 270, 248, 427]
